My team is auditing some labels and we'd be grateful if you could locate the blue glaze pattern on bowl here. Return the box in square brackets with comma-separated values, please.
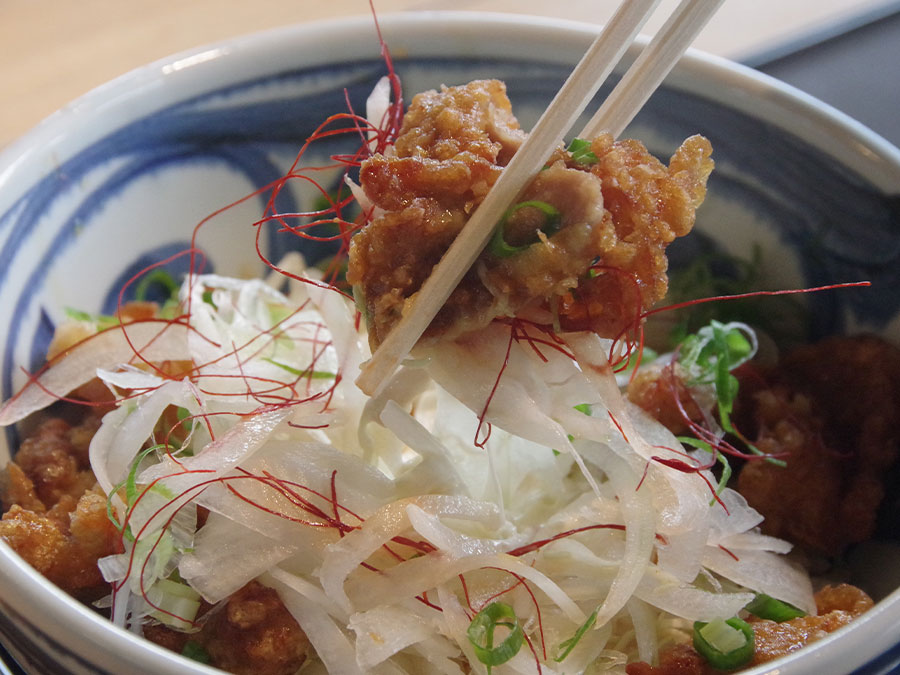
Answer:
[0, 13, 898, 675]
[0, 599, 113, 675]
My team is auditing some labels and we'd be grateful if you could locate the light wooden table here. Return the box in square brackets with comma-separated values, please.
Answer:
[0, 0, 893, 149]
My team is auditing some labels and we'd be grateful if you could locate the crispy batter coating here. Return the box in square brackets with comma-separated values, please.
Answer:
[556, 134, 712, 337]
[350, 80, 521, 347]
[626, 362, 712, 436]
[144, 581, 309, 675]
[625, 643, 713, 675]
[749, 584, 873, 665]
[3, 416, 97, 509]
[626, 584, 873, 674]
[0, 486, 120, 598]
[202, 581, 309, 675]
[348, 79, 713, 347]
[392, 78, 525, 167]
[0, 414, 118, 598]
[737, 335, 900, 556]
[0, 461, 45, 513]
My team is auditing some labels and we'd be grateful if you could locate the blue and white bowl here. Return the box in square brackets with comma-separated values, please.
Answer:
[0, 12, 898, 675]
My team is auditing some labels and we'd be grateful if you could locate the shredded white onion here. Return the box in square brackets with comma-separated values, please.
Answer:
[5, 263, 820, 672]
[0, 320, 191, 425]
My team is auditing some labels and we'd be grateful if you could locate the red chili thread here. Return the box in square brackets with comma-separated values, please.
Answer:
[642, 281, 871, 321]
[458, 573, 475, 613]
[508, 523, 667, 558]
[473, 322, 517, 448]
[718, 544, 740, 561]
[607, 410, 629, 443]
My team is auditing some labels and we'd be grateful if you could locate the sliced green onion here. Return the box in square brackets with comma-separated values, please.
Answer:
[268, 303, 294, 327]
[679, 320, 753, 390]
[466, 602, 524, 671]
[693, 617, 754, 670]
[678, 321, 785, 468]
[156, 578, 200, 600]
[175, 406, 193, 433]
[158, 297, 181, 320]
[262, 357, 336, 380]
[133, 528, 177, 580]
[620, 346, 658, 375]
[745, 593, 806, 622]
[126, 445, 175, 505]
[352, 284, 369, 322]
[64, 307, 94, 322]
[107, 444, 178, 540]
[116, 444, 166, 539]
[556, 404, 593, 454]
[64, 307, 119, 330]
[555, 607, 598, 662]
[201, 289, 217, 309]
[677, 436, 732, 503]
[566, 138, 599, 165]
[134, 268, 179, 303]
[181, 641, 210, 664]
[149, 578, 202, 630]
[489, 200, 561, 258]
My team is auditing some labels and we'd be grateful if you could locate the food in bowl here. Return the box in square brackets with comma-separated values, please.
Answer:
[0, 13, 898, 675]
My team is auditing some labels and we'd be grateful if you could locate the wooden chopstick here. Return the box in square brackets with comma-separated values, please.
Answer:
[580, 0, 726, 139]
[355, 0, 719, 396]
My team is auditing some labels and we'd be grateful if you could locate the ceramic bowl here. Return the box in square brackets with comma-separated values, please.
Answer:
[0, 12, 898, 675]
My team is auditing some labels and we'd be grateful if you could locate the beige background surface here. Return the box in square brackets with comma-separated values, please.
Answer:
[0, 0, 891, 148]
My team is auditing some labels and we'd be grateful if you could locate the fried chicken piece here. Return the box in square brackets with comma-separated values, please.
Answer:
[144, 581, 309, 675]
[737, 335, 900, 556]
[142, 622, 193, 655]
[350, 80, 521, 347]
[0, 461, 45, 513]
[349, 79, 713, 347]
[626, 362, 712, 436]
[479, 161, 608, 319]
[749, 584, 873, 665]
[0, 485, 120, 598]
[0, 412, 116, 599]
[3, 416, 97, 509]
[203, 581, 309, 675]
[625, 643, 714, 675]
[556, 133, 713, 338]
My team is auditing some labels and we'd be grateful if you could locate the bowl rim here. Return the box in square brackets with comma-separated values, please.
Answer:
[1, 11, 899, 675]
[0, 537, 219, 675]
[1, 10, 899, 210]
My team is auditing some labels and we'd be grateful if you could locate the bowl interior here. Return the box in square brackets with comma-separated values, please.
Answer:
[0, 12, 898, 675]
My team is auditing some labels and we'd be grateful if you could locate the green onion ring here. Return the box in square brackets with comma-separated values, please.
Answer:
[466, 602, 525, 670]
[566, 137, 599, 165]
[134, 268, 179, 302]
[745, 593, 807, 622]
[489, 200, 561, 258]
[693, 617, 755, 670]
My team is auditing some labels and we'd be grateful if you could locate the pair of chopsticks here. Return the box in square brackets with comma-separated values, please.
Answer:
[356, 0, 725, 395]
